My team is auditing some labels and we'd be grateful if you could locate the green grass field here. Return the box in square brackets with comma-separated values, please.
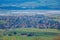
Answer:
[0, 28, 60, 40]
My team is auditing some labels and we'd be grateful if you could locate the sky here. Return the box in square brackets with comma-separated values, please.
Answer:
[0, 0, 60, 10]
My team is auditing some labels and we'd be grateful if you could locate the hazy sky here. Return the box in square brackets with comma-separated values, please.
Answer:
[0, 10, 60, 15]
[0, 0, 60, 10]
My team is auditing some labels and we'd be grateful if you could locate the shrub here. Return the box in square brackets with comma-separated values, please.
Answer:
[8, 34, 12, 36]
[27, 33, 34, 36]
[13, 32, 17, 35]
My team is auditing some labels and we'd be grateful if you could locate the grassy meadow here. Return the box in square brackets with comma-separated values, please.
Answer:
[0, 28, 60, 40]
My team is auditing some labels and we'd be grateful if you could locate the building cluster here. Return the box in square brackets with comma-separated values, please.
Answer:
[0, 14, 60, 29]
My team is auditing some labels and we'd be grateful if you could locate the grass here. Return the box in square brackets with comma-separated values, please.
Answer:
[3, 35, 58, 40]
[0, 28, 60, 40]
[9, 28, 60, 33]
